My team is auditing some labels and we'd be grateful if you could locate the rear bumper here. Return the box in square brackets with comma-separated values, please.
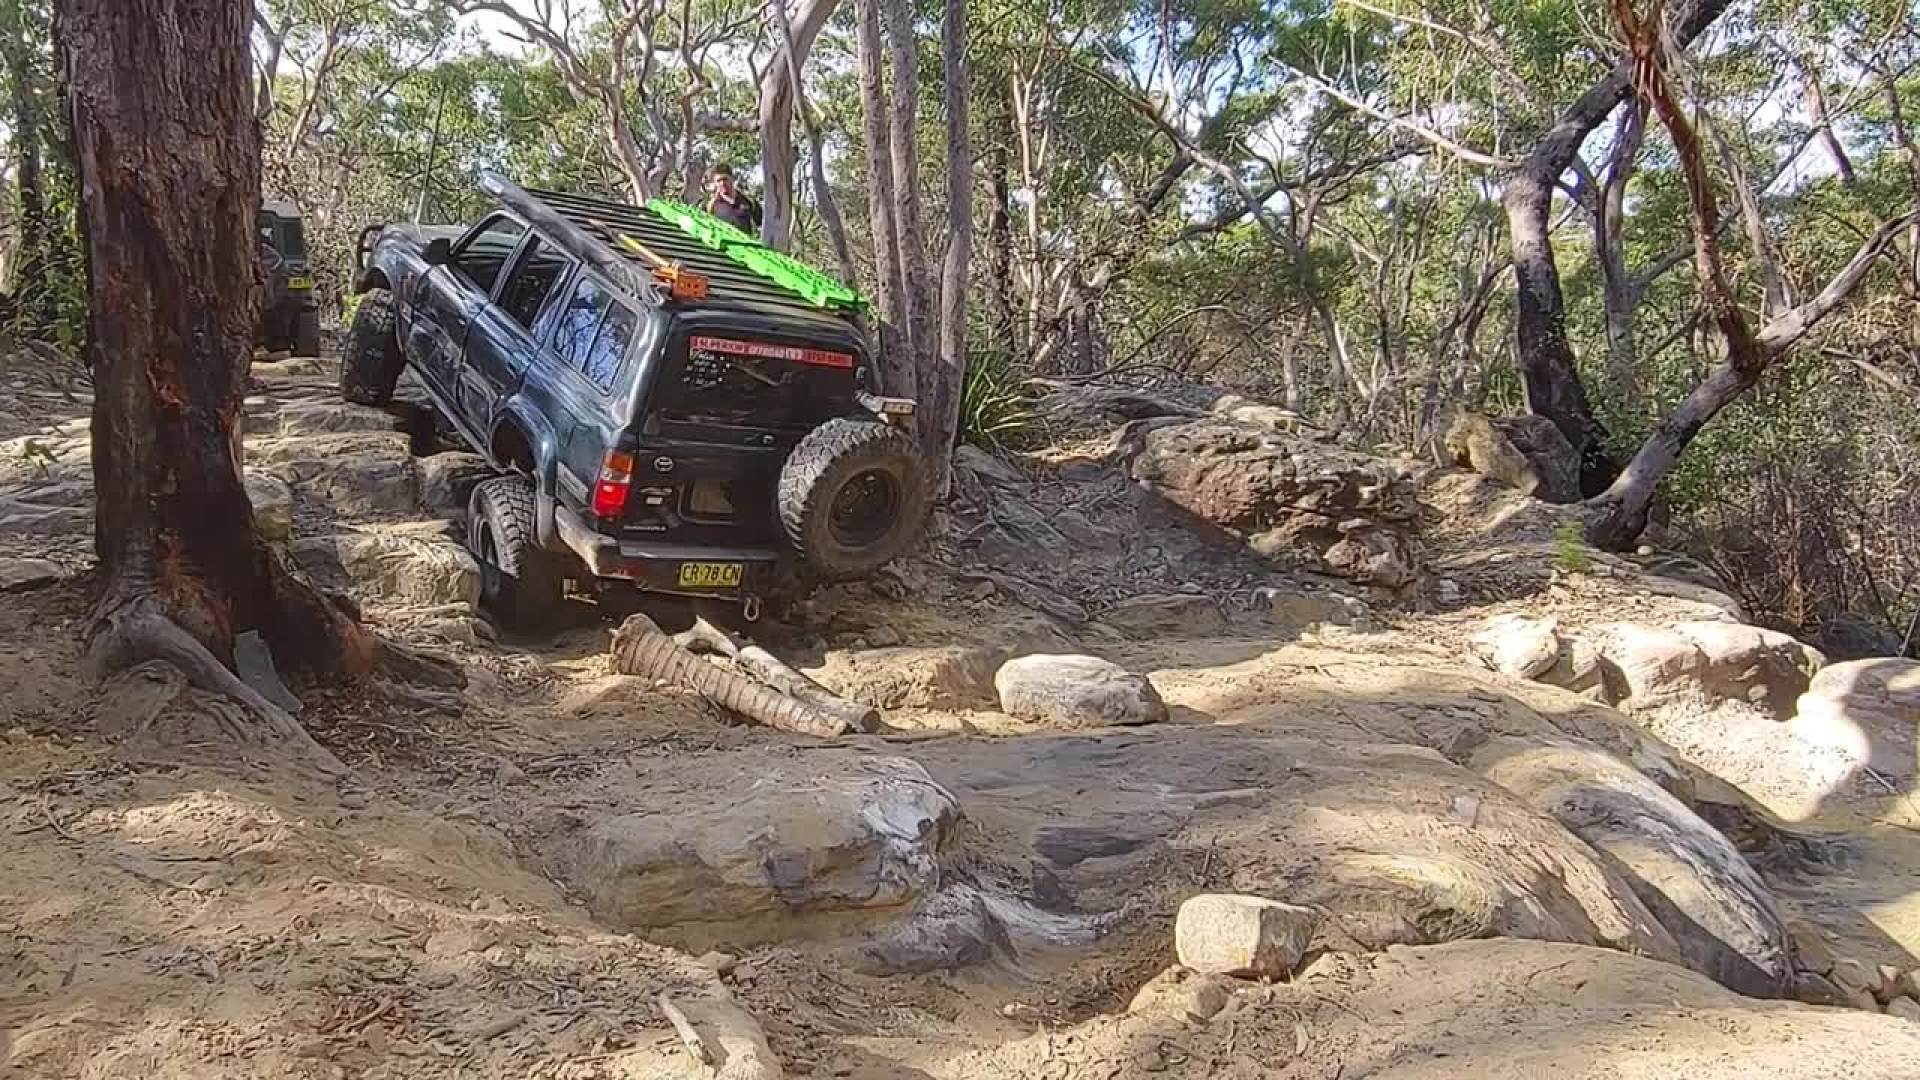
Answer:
[554, 505, 785, 598]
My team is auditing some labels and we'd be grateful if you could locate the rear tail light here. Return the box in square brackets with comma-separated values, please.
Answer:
[592, 451, 635, 519]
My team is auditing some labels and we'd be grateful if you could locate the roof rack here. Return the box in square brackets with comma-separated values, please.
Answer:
[476, 171, 865, 317]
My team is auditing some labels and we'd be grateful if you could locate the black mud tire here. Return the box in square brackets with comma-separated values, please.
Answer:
[778, 419, 930, 581]
[294, 308, 323, 358]
[340, 289, 403, 406]
[469, 476, 565, 634]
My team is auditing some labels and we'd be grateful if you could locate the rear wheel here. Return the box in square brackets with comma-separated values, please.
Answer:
[294, 308, 322, 358]
[340, 289, 403, 405]
[778, 418, 930, 581]
[469, 476, 564, 633]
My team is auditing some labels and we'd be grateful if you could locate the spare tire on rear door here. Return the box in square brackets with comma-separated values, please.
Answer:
[778, 418, 930, 580]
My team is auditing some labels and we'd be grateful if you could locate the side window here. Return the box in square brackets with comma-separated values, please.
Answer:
[452, 216, 526, 295]
[497, 236, 572, 333]
[547, 276, 639, 391]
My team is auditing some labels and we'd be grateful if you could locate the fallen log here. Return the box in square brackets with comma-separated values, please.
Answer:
[673, 617, 882, 733]
[613, 615, 848, 738]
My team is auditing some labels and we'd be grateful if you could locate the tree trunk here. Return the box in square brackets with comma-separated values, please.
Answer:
[881, 0, 936, 384]
[985, 112, 1015, 356]
[2, 0, 47, 328]
[59, 0, 371, 727]
[758, 0, 838, 251]
[852, 0, 913, 399]
[925, 0, 971, 471]
[1502, 0, 1731, 494]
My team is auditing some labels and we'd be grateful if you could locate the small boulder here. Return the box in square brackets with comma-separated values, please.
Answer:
[995, 654, 1168, 728]
[1591, 620, 1823, 716]
[1127, 420, 1421, 587]
[1891, 997, 1920, 1023]
[558, 756, 960, 945]
[293, 529, 480, 608]
[1794, 658, 1920, 735]
[1469, 614, 1563, 680]
[807, 645, 1006, 710]
[244, 469, 295, 542]
[1174, 893, 1317, 979]
[248, 431, 420, 517]
[1098, 593, 1227, 638]
[1536, 634, 1606, 696]
[418, 452, 496, 516]
[269, 399, 400, 437]
[0, 556, 62, 592]
[1833, 958, 1885, 1011]
[1261, 588, 1370, 631]
[1443, 411, 1581, 503]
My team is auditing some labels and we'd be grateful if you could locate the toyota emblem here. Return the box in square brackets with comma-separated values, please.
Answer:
[653, 456, 675, 472]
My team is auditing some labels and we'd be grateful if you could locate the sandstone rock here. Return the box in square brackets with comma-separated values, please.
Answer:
[1795, 658, 1920, 734]
[1791, 971, 1853, 1008]
[1891, 997, 1920, 1023]
[995, 654, 1168, 728]
[557, 756, 959, 945]
[1127, 420, 1421, 588]
[244, 469, 295, 542]
[1469, 614, 1563, 680]
[807, 645, 1005, 710]
[1591, 620, 1824, 717]
[267, 399, 399, 437]
[1261, 588, 1370, 631]
[418, 452, 496, 516]
[1833, 958, 1884, 1011]
[1210, 393, 1309, 435]
[1472, 736, 1791, 997]
[1788, 920, 1835, 976]
[1098, 593, 1227, 638]
[953, 444, 1026, 488]
[293, 529, 480, 608]
[1443, 412, 1581, 503]
[1128, 969, 1233, 1022]
[1674, 620, 1825, 715]
[0, 556, 62, 592]
[249, 431, 420, 517]
[1536, 634, 1606, 696]
[1174, 893, 1317, 979]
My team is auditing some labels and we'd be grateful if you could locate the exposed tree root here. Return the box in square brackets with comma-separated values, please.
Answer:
[85, 595, 347, 777]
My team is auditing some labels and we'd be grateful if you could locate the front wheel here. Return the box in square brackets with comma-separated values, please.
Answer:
[469, 476, 565, 634]
[777, 419, 930, 581]
[340, 289, 403, 406]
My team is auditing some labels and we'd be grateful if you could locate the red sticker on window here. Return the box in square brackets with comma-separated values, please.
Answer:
[688, 335, 854, 369]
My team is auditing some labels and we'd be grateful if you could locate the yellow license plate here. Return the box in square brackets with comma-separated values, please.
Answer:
[287, 276, 313, 291]
[676, 561, 743, 589]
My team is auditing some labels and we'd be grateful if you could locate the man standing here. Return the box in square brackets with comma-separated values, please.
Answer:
[705, 163, 763, 234]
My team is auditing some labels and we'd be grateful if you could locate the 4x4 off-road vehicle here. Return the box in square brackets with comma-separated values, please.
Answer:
[345, 173, 928, 629]
[258, 200, 322, 356]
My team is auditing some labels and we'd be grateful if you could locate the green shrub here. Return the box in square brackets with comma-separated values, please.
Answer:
[958, 350, 1035, 449]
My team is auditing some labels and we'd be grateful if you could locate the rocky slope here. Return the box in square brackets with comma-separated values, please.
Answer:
[3, 345, 1919, 1078]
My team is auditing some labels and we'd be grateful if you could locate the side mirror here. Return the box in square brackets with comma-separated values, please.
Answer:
[423, 237, 452, 267]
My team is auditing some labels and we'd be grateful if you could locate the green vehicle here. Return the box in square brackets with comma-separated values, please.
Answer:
[257, 200, 322, 356]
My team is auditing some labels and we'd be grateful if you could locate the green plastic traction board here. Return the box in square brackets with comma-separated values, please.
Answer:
[645, 198, 866, 312]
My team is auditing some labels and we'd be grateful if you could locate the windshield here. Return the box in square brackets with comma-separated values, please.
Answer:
[257, 213, 307, 262]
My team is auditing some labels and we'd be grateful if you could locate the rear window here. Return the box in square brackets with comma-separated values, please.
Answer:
[655, 335, 855, 431]
[547, 275, 638, 391]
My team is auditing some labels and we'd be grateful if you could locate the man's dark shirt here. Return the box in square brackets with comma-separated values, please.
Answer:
[708, 192, 762, 232]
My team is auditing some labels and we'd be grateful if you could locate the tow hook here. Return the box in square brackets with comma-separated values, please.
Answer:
[741, 595, 763, 623]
